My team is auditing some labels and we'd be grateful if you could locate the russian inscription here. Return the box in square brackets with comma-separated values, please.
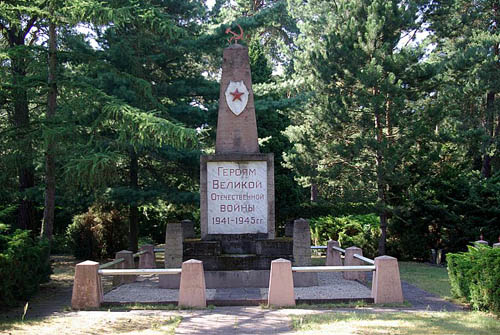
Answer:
[207, 161, 267, 234]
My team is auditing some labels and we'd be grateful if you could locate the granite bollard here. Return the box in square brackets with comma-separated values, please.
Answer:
[138, 244, 155, 268]
[113, 250, 135, 286]
[371, 255, 404, 304]
[178, 259, 206, 308]
[344, 246, 366, 281]
[326, 240, 342, 266]
[160, 222, 183, 288]
[71, 260, 102, 309]
[268, 258, 295, 307]
[293, 218, 311, 266]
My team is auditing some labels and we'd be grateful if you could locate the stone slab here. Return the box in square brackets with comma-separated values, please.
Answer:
[200, 153, 275, 240]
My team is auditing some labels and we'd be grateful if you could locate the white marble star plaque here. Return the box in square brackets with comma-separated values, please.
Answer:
[225, 80, 249, 116]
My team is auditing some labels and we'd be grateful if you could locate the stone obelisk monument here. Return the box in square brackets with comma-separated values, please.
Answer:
[162, 31, 316, 288]
[200, 42, 275, 241]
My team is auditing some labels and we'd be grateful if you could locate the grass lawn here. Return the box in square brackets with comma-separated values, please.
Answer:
[398, 262, 452, 299]
[291, 311, 500, 334]
[0, 312, 182, 335]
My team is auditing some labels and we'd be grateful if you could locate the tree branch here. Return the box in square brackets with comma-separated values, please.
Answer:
[20, 16, 38, 41]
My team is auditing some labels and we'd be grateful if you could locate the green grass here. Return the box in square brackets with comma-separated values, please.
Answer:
[291, 311, 500, 334]
[398, 262, 452, 299]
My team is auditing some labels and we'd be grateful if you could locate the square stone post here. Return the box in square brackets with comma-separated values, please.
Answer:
[343, 246, 366, 281]
[268, 258, 295, 307]
[326, 240, 342, 266]
[371, 256, 404, 304]
[293, 218, 311, 266]
[178, 259, 206, 308]
[113, 250, 135, 286]
[160, 222, 183, 288]
[71, 261, 102, 309]
[138, 244, 155, 268]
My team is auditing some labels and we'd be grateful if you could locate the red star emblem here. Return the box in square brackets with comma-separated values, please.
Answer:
[230, 88, 245, 101]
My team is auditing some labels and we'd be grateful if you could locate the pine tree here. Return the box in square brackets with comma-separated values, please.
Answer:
[286, 0, 429, 254]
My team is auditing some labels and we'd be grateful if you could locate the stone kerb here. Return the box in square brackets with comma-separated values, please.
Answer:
[344, 246, 366, 281]
[160, 222, 183, 288]
[113, 250, 135, 286]
[71, 260, 103, 309]
[326, 240, 342, 266]
[371, 255, 404, 304]
[178, 259, 206, 308]
[268, 258, 295, 307]
[138, 244, 155, 268]
[293, 218, 311, 266]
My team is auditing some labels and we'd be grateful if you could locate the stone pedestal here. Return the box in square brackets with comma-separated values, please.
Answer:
[71, 261, 102, 309]
[160, 223, 183, 288]
[493, 242, 500, 248]
[371, 256, 404, 304]
[138, 244, 155, 268]
[293, 218, 311, 266]
[268, 259, 295, 307]
[344, 246, 366, 281]
[113, 250, 135, 286]
[326, 240, 342, 266]
[178, 260, 206, 308]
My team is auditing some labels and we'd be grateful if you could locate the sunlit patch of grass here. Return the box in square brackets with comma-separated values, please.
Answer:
[291, 311, 500, 335]
[398, 262, 452, 299]
[0, 312, 182, 335]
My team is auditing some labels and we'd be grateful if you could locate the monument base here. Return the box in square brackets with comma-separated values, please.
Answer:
[159, 270, 318, 289]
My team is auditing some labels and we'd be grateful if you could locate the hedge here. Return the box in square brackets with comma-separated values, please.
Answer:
[447, 246, 500, 314]
[0, 228, 52, 306]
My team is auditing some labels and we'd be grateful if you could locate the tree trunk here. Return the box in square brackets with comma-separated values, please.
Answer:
[41, 18, 57, 241]
[12, 44, 36, 232]
[128, 149, 139, 252]
[310, 183, 318, 202]
[481, 91, 495, 178]
[375, 90, 387, 256]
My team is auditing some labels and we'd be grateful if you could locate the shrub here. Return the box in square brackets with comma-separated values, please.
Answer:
[309, 214, 380, 258]
[447, 246, 500, 314]
[0, 227, 51, 306]
[66, 206, 128, 260]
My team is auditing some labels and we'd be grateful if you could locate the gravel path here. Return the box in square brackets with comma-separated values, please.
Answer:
[103, 272, 374, 305]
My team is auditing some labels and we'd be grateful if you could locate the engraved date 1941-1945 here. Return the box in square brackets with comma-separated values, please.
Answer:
[212, 216, 264, 225]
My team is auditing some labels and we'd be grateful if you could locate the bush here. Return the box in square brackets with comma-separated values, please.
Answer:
[0, 227, 52, 307]
[309, 214, 380, 258]
[447, 246, 500, 314]
[66, 206, 128, 260]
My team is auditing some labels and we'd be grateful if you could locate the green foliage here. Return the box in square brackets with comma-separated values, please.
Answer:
[389, 170, 500, 260]
[66, 206, 128, 260]
[310, 214, 380, 258]
[0, 228, 51, 307]
[447, 246, 500, 314]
